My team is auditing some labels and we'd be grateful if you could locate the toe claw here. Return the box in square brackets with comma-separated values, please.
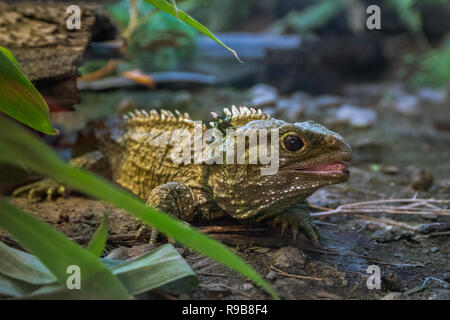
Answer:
[47, 187, 54, 201]
[149, 226, 159, 245]
[57, 185, 66, 197]
[272, 207, 320, 242]
[28, 189, 35, 201]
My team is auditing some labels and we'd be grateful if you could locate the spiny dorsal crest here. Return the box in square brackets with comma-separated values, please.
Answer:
[210, 105, 271, 132]
[123, 108, 194, 128]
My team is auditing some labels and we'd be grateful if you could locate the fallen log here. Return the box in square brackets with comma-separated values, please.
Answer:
[0, 1, 119, 110]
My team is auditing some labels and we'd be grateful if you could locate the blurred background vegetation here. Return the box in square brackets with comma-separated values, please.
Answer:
[87, 0, 449, 87]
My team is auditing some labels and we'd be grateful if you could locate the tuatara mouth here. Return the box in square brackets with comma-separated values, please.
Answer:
[295, 161, 349, 175]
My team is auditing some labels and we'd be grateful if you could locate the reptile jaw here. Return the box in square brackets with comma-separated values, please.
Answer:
[294, 161, 349, 175]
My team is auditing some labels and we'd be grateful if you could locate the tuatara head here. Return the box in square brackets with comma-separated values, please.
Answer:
[207, 106, 352, 222]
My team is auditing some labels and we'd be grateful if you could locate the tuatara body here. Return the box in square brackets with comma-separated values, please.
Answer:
[13, 106, 352, 242]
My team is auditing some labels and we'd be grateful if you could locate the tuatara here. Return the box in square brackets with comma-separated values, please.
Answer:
[13, 106, 351, 243]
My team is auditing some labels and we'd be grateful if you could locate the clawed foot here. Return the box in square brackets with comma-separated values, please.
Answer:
[136, 222, 190, 246]
[135, 224, 166, 245]
[12, 179, 67, 201]
[272, 209, 320, 243]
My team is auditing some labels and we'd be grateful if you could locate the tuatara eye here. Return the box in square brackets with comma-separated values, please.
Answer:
[283, 135, 304, 152]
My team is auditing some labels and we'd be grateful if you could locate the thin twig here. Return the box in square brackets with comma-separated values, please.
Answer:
[268, 264, 324, 281]
[311, 199, 450, 217]
[354, 214, 419, 231]
[420, 231, 450, 238]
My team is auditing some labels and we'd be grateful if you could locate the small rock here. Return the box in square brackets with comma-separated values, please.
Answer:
[327, 104, 377, 128]
[381, 165, 400, 175]
[365, 223, 381, 232]
[418, 88, 448, 104]
[410, 168, 433, 191]
[249, 84, 278, 107]
[430, 247, 439, 253]
[269, 246, 306, 269]
[371, 229, 401, 243]
[313, 95, 342, 109]
[394, 94, 420, 116]
[266, 270, 278, 280]
[381, 292, 403, 300]
[240, 283, 254, 291]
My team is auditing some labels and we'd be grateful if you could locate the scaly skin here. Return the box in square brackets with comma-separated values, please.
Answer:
[13, 106, 352, 243]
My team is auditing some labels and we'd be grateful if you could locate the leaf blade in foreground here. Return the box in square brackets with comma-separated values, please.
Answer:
[107, 244, 198, 295]
[86, 213, 108, 257]
[0, 47, 56, 135]
[0, 201, 131, 299]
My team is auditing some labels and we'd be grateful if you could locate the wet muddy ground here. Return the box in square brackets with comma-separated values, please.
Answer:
[2, 81, 449, 300]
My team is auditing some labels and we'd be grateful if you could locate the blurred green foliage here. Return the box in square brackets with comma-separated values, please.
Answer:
[106, 0, 198, 70]
[411, 41, 450, 88]
[191, 0, 273, 32]
[270, 0, 345, 34]
[270, 0, 450, 88]
[385, 0, 450, 87]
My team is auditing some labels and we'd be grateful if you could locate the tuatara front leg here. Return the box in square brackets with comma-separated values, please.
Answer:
[12, 151, 110, 201]
[12, 178, 67, 201]
[144, 182, 198, 244]
[272, 201, 320, 243]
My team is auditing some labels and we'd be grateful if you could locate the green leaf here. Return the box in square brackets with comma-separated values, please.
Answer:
[0, 116, 278, 299]
[271, 0, 343, 33]
[17, 244, 196, 298]
[0, 273, 40, 298]
[0, 47, 20, 66]
[106, 244, 198, 295]
[0, 201, 131, 299]
[0, 47, 57, 135]
[86, 213, 108, 257]
[142, 0, 242, 62]
[0, 241, 56, 285]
